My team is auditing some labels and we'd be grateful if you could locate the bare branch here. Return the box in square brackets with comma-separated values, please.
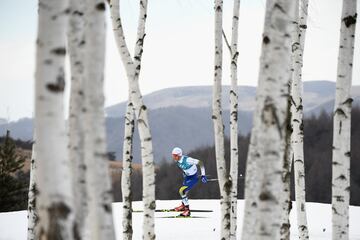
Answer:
[222, 29, 232, 54]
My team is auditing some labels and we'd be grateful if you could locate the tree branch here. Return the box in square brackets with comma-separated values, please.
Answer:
[222, 29, 232, 54]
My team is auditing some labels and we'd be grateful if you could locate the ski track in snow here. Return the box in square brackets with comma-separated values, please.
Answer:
[1, 200, 360, 240]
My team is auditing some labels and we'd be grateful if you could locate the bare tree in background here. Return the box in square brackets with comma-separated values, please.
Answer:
[222, 0, 241, 238]
[280, 128, 292, 240]
[34, 0, 75, 238]
[241, 1, 296, 239]
[212, 0, 231, 239]
[228, 1, 240, 238]
[27, 134, 38, 240]
[67, 0, 88, 238]
[121, 101, 135, 240]
[82, 0, 115, 239]
[109, 0, 156, 239]
[241, 99, 261, 239]
[332, 1, 357, 239]
[290, 0, 310, 239]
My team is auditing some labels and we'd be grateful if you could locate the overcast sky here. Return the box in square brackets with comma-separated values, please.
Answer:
[1, 0, 360, 121]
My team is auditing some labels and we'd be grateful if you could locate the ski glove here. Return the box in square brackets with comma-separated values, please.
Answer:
[201, 175, 207, 183]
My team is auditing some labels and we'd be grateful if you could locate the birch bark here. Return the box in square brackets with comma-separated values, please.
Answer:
[279, 1, 297, 239]
[67, 0, 88, 238]
[121, 101, 135, 240]
[332, 1, 357, 239]
[280, 148, 292, 240]
[241, 108, 262, 239]
[241, 1, 296, 239]
[109, 1, 156, 239]
[83, 1, 115, 239]
[290, 0, 310, 239]
[27, 135, 38, 240]
[34, 0, 75, 238]
[279, 4, 300, 238]
[213, 1, 231, 239]
[229, 1, 240, 239]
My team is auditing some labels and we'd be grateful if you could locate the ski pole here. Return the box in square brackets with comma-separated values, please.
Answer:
[198, 174, 212, 177]
[206, 178, 218, 182]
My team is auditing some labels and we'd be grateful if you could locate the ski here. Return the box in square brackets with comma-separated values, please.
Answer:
[132, 209, 213, 213]
[157, 215, 208, 219]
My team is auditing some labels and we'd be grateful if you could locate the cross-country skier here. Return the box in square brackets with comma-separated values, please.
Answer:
[171, 147, 207, 217]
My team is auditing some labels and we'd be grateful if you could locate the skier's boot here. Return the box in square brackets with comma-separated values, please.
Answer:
[174, 202, 186, 212]
[180, 205, 190, 217]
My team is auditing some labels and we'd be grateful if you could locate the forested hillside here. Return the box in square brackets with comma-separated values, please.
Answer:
[115, 106, 360, 206]
[2, 82, 360, 163]
[3, 107, 360, 211]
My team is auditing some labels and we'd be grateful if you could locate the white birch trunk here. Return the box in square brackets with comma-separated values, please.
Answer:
[27, 135, 38, 240]
[241, 110, 262, 239]
[279, 1, 298, 239]
[131, 69, 156, 240]
[241, 1, 296, 239]
[290, 0, 310, 239]
[34, 0, 75, 239]
[129, 1, 156, 237]
[280, 149, 292, 240]
[229, 0, 240, 239]
[332, 1, 357, 239]
[122, 101, 135, 240]
[67, 0, 88, 238]
[83, 1, 115, 239]
[213, 1, 231, 239]
[110, 1, 156, 239]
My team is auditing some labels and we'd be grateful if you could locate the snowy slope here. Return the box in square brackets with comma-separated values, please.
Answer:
[1, 200, 360, 240]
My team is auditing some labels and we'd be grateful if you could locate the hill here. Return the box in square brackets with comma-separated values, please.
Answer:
[106, 81, 360, 118]
[1, 81, 360, 162]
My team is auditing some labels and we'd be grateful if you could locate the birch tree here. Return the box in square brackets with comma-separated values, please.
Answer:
[290, 0, 310, 239]
[226, 0, 241, 239]
[109, 1, 156, 239]
[67, 0, 88, 238]
[279, 146, 292, 240]
[82, 0, 115, 239]
[34, 0, 75, 238]
[241, 1, 296, 239]
[212, 1, 231, 239]
[332, 1, 357, 239]
[27, 135, 38, 240]
[278, 2, 301, 238]
[121, 101, 135, 240]
[241, 105, 262, 239]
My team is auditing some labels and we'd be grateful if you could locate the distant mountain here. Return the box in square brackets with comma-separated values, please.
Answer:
[305, 95, 360, 117]
[1, 81, 360, 163]
[303, 81, 360, 116]
[106, 81, 360, 118]
[0, 118, 7, 125]
[106, 107, 253, 163]
[0, 118, 33, 140]
[105, 85, 257, 117]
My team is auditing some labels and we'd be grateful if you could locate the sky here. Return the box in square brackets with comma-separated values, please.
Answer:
[0, 0, 360, 121]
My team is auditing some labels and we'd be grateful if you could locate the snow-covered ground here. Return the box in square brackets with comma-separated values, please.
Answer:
[1, 200, 360, 240]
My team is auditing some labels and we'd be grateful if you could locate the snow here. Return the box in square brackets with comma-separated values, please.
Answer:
[1, 200, 360, 240]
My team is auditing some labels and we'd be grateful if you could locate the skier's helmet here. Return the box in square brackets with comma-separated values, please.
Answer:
[172, 147, 182, 156]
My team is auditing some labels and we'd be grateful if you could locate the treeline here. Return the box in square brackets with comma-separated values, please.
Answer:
[0, 136, 32, 150]
[113, 106, 360, 206]
[2, 107, 360, 212]
[0, 131, 29, 212]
